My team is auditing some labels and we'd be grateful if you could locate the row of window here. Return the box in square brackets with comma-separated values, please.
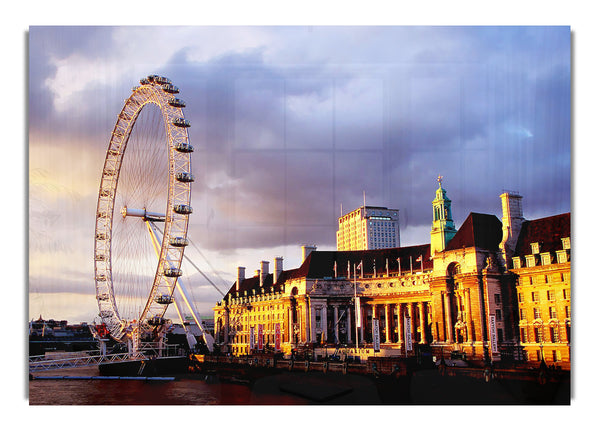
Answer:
[519, 305, 570, 320]
[517, 272, 568, 286]
[231, 303, 285, 313]
[524, 349, 564, 362]
[513, 249, 570, 268]
[230, 323, 283, 335]
[518, 288, 570, 302]
[530, 238, 570, 255]
[520, 324, 570, 344]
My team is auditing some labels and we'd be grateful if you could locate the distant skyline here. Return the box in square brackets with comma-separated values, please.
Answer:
[29, 26, 571, 323]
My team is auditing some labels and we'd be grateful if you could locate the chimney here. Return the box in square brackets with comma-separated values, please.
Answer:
[301, 245, 317, 263]
[500, 191, 525, 265]
[259, 261, 269, 287]
[273, 256, 283, 284]
[236, 267, 245, 294]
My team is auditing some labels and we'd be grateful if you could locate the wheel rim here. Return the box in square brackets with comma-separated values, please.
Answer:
[94, 76, 193, 342]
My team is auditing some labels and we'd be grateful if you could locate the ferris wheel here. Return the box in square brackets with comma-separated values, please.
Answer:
[94, 75, 211, 350]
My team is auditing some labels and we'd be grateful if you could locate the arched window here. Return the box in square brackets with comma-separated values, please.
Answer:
[447, 262, 461, 279]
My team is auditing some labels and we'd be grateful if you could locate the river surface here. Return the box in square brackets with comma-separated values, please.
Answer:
[28, 365, 570, 405]
[29, 367, 314, 405]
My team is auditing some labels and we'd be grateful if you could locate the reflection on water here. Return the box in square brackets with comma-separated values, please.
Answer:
[28, 367, 308, 405]
[29, 365, 570, 405]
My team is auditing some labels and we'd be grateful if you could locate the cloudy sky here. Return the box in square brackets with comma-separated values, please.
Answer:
[28, 25, 571, 322]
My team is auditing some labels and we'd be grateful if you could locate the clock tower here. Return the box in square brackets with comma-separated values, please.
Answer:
[430, 175, 457, 255]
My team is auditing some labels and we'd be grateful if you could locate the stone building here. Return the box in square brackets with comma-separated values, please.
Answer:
[213, 181, 571, 367]
[510, 212, 571, 364]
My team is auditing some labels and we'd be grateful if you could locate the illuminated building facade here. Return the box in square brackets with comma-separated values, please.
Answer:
[510, 213, 571, 364]
[214, 183, 571, 368]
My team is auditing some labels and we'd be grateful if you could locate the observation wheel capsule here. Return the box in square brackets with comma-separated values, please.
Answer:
[172, 118, 190, 128]
[176, 172, 195, 183]
[169, 237, 189, 247]
[148, 316, 167, 326]
[174, 142, 194, 153]
[163, 266, 183, 278]
[155, 294, 174, 305]
[168, 98, 186, 108]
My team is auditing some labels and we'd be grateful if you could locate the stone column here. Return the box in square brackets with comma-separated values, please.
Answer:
[310, 304, 316, 343]
[372, 303, 377, 343]
[322, 304, 328, 343]
[433, 292, 443, 342]
[444, 292, 454, 343]
[333, 305, 339, 343]
[346, 306, 352, 344]
[419, 302, 426, 344]
[397, 303, 404, 347]
[359, 305, 365, 343]
[305, 297, 311, 343]
[288, 307, 293, 343]
[407, 302, 414, 348]
[385, 303, 391, 343]
[215, 318, 221, 344]
[465, 288, 473, 342]
[224, 309, 229, 344]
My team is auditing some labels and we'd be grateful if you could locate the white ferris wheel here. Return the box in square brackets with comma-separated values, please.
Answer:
[93, 75, 213, 352]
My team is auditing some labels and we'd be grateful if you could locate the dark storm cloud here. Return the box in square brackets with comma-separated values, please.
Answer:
[155, 28, 570, 251]
[31, 26, 571, 254]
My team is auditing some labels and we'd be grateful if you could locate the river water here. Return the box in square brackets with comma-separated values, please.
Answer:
[29, 367, 312, 405]
[28, 365, 570, 405]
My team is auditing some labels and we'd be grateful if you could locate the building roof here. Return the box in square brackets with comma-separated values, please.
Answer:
[514, 213, 571, 257]
[224, 244, 432, 299]
[445, 212, 503, 251]
[301, 245, 432, 279]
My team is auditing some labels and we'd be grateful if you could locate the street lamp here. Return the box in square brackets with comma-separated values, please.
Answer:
[534, 319, 545, 363]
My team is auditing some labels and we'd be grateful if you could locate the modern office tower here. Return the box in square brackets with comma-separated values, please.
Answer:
[337, 206, 400, 251]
